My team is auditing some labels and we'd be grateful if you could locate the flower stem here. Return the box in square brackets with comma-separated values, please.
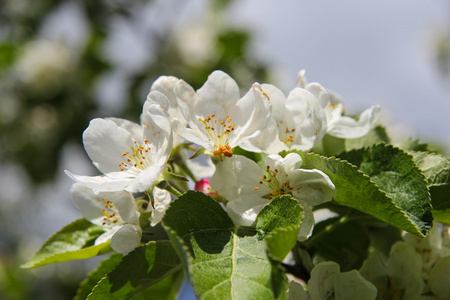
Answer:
[157, 180, 183, 197]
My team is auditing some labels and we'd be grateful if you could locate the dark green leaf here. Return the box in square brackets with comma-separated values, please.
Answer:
[74, 253, 123, 300]
[253, 195, 303, 235]
[410, 151, 450, 211]
[188, 147, 206, 160]
[337, 144, 432, 236]
[21, 219, 110, 268]
[306, 217, 371, 271]
[284, 147, 432, 237]
[433, 209, 450, 226]
[311, 134, 345, 156]
[400, 139, 430, 152]
[253, 195, 303, 261]
[88, 241, 182, 300]
[366, 224, 402, 257]
[163, 191, 287, 300]
[162, 171, 189, 182]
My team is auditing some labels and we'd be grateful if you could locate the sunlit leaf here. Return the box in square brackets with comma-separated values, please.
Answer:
[163, 191, 287, 300]
[88, 241, 183, 300]
[21, 219, 110, 269]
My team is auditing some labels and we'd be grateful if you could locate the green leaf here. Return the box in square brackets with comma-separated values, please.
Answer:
[21, 219, 110, 268]
[433, 209, 450, 226]
[311, 134, 345, 156]
[233, 146, 267, 166]
[88, 241, 183, 300]
[189, 147, 206, 159]
[400, 139, 430, 152]
[253, 195, 303, 261]
[337, 144, 433, 236]
[410, 151, 450, 225]
[344, 125, 390, 151]
[0, 43, 17, 68]
[410, 151, 450, 209]
[312, 126, 390, 156]
[75, 253, 123, 300]
[163, 191, 287, 300]
[162, 171, 189, 182]
[306, 217, 371, 271]
[284, 146, 432, 237]
[253, 195, 303, 235]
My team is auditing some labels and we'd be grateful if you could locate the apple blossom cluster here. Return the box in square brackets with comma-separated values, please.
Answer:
[289, 225, 450, 300]
[65, 70, 380, 254]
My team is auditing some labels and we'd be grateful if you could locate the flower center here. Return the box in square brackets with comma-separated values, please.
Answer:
[118, 139, 153, 175]
[101, 199, 124, 227]
[255, 165, 293, 200]
[198, 114, 235, 157]
[277, 120, 295, 145]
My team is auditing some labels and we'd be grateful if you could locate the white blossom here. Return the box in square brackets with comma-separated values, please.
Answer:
[359, 242, 424, 300]
[173, 70, 271, 159]
[14, 39, 75, 92]
[65, 91, 172, 193]
[70, 183, 142, 255]
[210, 153, 336, 240]
[288, 261, 377, 300]
[297, 70, 381, 139]
[240, 84, 327, 153]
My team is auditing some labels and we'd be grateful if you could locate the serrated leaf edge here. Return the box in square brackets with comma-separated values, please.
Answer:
[86, 241, 182, 300]
[21, 218, 106, 269]
[282, 148, 429, 237]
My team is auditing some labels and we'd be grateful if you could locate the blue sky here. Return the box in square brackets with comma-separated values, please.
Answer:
[228, 0, 450, 151]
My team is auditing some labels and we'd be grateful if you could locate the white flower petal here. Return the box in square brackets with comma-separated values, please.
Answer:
[260, 83, 287, 120]
[174, 71, 272, 157]
[65, 170, 132, 192]
[359, 251, 389, 288]
[69, 183, 105, 224]
[297, 201, 314, 241]
[186, 155, 216, 179]
[106, 191, 139, 224]
[387, 241, 424, 299]
[296, 69, 308, 88]
[173, 118, 210, 150]
[327, 105, 381, 139]
[151, 187, 172, 226]
[142, 90, 170, 122]
[289, 169, 336, 206]
[107, 118, 144, 143]
[285, 88, 327, 151]
[304, 82, 330, 108]
[196, 70, 240, 109]
[174, 79, 198, 129]
[142, 93, 172, 151]
[150, 76, 179, 109]
[95, 227, 119, 245]
[403, 226, 443, 271]
[210, 155, 265, 201]
[229, 84, 271, 146]
[239, 118, 288, 154]
[226, 196, 269, 226]
[83, 118, 136, 174]
[308, 261, 339, 300]
[265, 153, 303, 174]
[110, 224, 142, 255]
[334, 270, 377, 300]
[288, 281, 309, 300]
[125, 160, 165, 193]
[428, 256, 450, 299]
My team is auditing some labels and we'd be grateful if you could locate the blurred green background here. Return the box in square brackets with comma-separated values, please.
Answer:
[0, 1, 271, 299]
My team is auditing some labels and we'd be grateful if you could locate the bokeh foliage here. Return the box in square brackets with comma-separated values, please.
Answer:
[0, 0, 270, 299]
